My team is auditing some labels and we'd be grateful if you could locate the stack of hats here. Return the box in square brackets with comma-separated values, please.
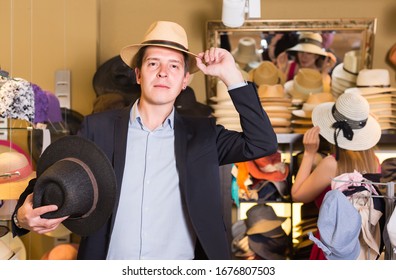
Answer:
[345, 68, 396, 132]
[291, 92, 335, 134]
[258, 84, 292, 134]
[231, 204, 291, 260]
[245, 152, 290, 201]
[245, 204, 290, 260]
[331, 50, 361, 98]
[210, 80, 241, 131]
[284, 68, 324, 105]
[0, 225, 26, 260]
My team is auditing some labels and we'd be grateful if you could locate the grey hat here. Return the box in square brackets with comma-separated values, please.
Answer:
[309, 190, 361, 260]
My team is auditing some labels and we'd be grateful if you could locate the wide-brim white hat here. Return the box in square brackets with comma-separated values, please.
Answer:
[286, 32, 328, 57]
[312, 91, 381, 151]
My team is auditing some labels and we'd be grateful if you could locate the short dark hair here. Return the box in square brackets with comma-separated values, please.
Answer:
[133, 46, 189, 74]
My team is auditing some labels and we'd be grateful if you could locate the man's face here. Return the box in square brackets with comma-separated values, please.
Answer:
[135, 46, 190, 106]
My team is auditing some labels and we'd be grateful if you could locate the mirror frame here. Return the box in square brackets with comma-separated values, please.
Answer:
[205, 18, 377, 100]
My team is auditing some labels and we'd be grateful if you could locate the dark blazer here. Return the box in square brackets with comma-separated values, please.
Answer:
[13, 83, 277, 260]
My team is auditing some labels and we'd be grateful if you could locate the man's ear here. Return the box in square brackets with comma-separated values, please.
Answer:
[135, 68, 141, 84]
[182, 72, 191, 89]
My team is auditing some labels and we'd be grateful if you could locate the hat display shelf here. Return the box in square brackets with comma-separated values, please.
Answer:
[224, 133, 306, 259]
[205, 18, 396, 260]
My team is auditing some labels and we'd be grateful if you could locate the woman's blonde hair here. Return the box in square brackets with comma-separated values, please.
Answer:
[331, 145, 379, 175]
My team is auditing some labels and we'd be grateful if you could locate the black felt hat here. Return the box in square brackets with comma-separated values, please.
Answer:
[33, 136, 116, 236]
[92, 55, 138, 97]
[174, 86, 213, 117]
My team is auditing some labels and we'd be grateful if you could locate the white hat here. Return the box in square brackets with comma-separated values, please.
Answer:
[349, 69, 396, 95]
[287, 32, 328, 57]
[387, 207, 396, 249]
[312, 90, 381, 152]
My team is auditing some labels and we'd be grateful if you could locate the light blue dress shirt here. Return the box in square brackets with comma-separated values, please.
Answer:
[106, 100, 195, 260]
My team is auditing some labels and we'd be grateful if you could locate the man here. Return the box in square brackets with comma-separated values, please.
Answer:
[12, 21, 277, 259]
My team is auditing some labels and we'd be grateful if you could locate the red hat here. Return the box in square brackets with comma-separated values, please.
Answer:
[246, 152, 289, 182]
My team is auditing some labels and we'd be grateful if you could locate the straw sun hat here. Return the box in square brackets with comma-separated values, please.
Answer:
[287, 32, 328, 57]
[312, 90, 381, 152]
[120, 21, 198, 73]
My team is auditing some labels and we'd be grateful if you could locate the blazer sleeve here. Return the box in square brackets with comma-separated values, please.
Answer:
[11, 178, 37, 237]
[215, 82, 278, 164]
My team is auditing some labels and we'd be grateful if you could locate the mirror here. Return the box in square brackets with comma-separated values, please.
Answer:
[205, 18, 376, 100]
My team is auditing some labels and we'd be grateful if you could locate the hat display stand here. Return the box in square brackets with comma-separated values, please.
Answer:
[328, 173, 396, 260]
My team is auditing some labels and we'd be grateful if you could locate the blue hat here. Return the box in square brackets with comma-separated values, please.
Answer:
[309, 190, 361, 260]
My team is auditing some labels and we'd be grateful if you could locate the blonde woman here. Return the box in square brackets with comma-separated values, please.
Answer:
[291, 90, 381, 259]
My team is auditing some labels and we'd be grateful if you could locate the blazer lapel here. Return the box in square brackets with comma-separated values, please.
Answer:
[110, 105, 131, 231]
[174, 113, 189, 199]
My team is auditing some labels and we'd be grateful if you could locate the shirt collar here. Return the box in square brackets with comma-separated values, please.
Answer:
[130, 98, 175, 130]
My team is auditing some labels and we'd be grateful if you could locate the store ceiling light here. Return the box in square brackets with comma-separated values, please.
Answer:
[222, 0, 261, 28]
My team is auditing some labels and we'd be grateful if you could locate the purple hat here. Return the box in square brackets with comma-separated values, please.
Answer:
[46, 91, 62, 123]
[32, 83, 49, 124]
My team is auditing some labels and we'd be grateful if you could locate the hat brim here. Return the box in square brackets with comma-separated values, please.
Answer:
[34, 136, 117, 236]
[120, 43, 199, 73]
[287, 43, 328, 57]
[312, 102, 381, 151]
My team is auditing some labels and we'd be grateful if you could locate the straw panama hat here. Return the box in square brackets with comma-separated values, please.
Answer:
[287, 32, 328, 57]
[249, 61, 286, 86]
[312, 90, 381, 151]
[120, 21, 198, 73]
[258, 84, 285, 100]
[351, 69, 396, 95]
[292, 92, 334, 119]
[286, 68, 323, 101]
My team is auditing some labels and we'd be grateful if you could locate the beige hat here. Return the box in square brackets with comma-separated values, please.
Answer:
[286, 68, 323, 101]
[120, 21, 198, 73]
[287, 32, 328, 57]
[348, 69, 396, 95]
[292, 92, 335, 119]
[232, 37, 262, 65]
[248, 61, 286, 86]
[312, 90, 381, 152]
[0, 151, 33, 183]
[258, 84, 285, 100]
[41, 243, 79, 260]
